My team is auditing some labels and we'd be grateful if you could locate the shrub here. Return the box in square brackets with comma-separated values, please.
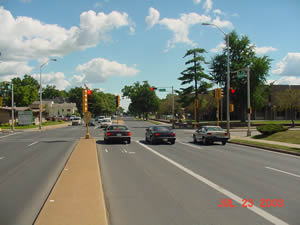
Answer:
[256, 124, 288, 135]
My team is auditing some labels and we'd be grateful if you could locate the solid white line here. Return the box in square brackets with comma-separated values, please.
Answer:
[124, 149, 128, 153]
[0, 133, 19, 139]
[265, 166, 300, 178]
[28, 141, 38, 147]
[0, 157, 5, 160]
[105, 149, 108, 153]
[136, 141, 289, 225]
[128, 152, 136, 154]
[177, 141, 203, 149]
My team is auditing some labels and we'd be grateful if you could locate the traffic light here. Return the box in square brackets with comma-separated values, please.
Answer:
[150, 87, 157, 91]
[87, 89, 92, 96]
[230, 104, 234, 112]
[82, 89, 88, 113]
[230, 88, 235, 94]
[116, 95, 120, 108]
[221, 88, 224, 98]
[214, 88, 222, 100]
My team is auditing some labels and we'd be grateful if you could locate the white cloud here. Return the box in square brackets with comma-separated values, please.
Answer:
[193, 0, 201, 4]
[145, 7, 160, 29]
[255, 46, 277, 55]
[212, 16, 233, 29]
[76, 58, 139, 83]
[213, 9, 224, 15]
[268, 76, 300, 85]
[93, 2, 102, 9]
[31, 72, 71, 90]
[210, 42, 225, 53]
[0, 7, 134, 62]
[272, 53, 300, 76]
[0, 61, 33, 77]
[146, 8, 213, 50]
[203, 0, 213, 12]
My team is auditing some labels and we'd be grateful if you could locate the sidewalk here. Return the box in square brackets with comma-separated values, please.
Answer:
[34, 138, 108, 225]
[0, 122, 71, 133]
[231, 135, 300, 149]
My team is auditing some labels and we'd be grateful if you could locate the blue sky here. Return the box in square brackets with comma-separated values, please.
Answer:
[0, 0, 300, 109]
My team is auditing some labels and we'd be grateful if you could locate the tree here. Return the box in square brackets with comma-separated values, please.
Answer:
[122, 81, 160, 119]
[2, 75, 40, 107]
[68, 87, 84, 115]
[42, 85, 61, 99]
[178, 48, 213, 122]
[158, 94, 183, 119]
[210, 31, 272, 121]
[273, 89, 300, 127]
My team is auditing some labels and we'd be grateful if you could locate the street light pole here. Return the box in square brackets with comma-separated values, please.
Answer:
[202, 23, 231, 137]
[39, 59, 56, 130]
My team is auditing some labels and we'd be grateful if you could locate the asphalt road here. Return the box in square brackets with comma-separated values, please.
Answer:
[0, 125, 86, 225]
[95, 117, 300, 225]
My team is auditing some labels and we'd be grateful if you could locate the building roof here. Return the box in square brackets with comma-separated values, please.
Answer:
[0, 106, 30, 111]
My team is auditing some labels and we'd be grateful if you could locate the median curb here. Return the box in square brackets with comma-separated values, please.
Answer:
[229, 140, 300, 157]
[34, 138, 108, 225]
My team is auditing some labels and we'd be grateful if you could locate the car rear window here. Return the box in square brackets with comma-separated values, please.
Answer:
[206, 127, 223, 131]
[107, 126, 128, 130]
[154, 126, 171, 132]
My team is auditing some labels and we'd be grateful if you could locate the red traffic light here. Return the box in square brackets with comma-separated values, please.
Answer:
[230, 88, 235, 94]
[87, 89, 92, 95]
[150, 87, 157, 91]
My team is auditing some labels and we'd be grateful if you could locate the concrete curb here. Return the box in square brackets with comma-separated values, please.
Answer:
[229, 140, 300, 157]
[34, 138, 108, 225]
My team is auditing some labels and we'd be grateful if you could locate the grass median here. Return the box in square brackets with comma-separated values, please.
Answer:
[0, 121, 68, 129]
[230, 139, 300, 153]
[252, 130, 300, 145]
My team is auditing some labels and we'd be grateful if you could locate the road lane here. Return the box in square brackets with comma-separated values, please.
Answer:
[0, 125, 85, 225]
[96, 118, 299, 225]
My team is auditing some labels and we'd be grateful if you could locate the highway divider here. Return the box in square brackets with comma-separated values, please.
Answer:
[34, 138, 108, 225]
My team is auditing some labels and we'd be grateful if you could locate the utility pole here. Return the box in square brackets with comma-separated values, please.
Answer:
[247, 66, 251, 136]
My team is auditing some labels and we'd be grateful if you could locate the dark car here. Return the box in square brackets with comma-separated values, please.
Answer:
[88, 119, 96, 126]
[104, 124, 131, 144]
[145, 125, 176, 144]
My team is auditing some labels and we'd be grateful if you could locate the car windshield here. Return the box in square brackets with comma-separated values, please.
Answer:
[103, 119, 111, 122]
[206, 127, 223, 131]
[154, 126, 171, 132]
[107, 126, 128, 130]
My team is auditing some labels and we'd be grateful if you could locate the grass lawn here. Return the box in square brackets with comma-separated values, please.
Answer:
[0, 121, 68, 129]
[252, 120, 300, 125]
[230, 139, 300, 153]
[253, 130, 300, 145]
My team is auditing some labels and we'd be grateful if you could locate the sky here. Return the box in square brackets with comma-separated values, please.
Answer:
[0, 0, 300, 110]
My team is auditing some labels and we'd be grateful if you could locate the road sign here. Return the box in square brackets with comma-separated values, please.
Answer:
[18, 111, 33, 125]
[158, 88, 166, 92]
[237, 71, 247, 79]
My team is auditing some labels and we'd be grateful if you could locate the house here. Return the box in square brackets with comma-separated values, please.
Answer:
[0, 106, 42, 125]
[253, 85, 300, 120]
[30, 100, 77, 117]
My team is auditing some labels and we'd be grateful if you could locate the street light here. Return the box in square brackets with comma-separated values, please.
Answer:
[202, 22, 231, 137]
[39, 59, 56, 130]
[4, 81, 14, 131]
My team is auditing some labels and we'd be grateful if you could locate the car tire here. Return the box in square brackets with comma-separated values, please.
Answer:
[104, 139, 108, 144]
[127, 139, 131, 144]
[145, 136, 148, 143]
[203, 137, 208, 145]
[222, 141, 227, 145]
[193, 135, 197, 143]
[170, 140, 175, 145]
[151, 136, 156, 145]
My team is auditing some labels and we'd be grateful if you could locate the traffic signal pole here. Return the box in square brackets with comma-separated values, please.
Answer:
[247, 66, 251, 136]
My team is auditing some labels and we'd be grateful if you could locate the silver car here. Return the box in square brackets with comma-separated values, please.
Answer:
[193, 126, 229, 145]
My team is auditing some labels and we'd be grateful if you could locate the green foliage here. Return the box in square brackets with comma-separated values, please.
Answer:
[178, 48, 213, 122]
[42, 85, 61, 99]
[256, 124, 288, 135]
[122, 81, 160, 119]
[210, 31, 272, 121]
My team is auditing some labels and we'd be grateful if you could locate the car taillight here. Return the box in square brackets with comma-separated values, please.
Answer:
[106, 132, 111, 136]
[225, 133, 228, 136]
[154, 133, 160, 136]
[207, 133, 212, 135]
[128, 132, 132, 136]
[170, 133, 175, 136]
